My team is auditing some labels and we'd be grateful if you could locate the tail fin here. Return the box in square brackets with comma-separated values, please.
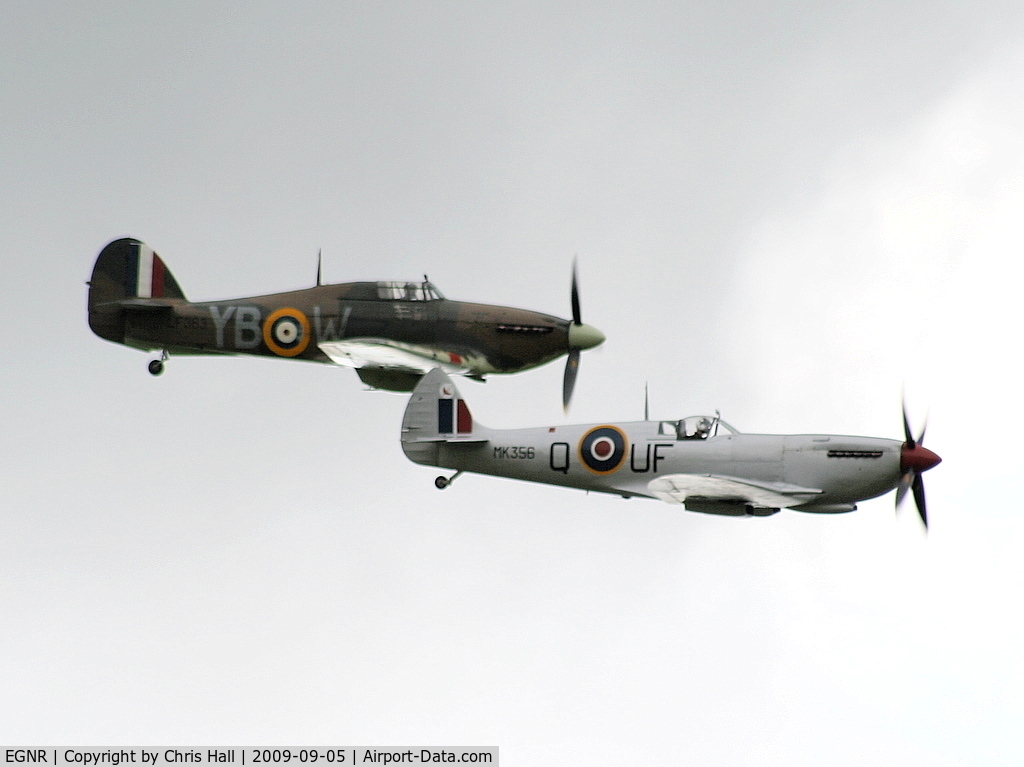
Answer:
[401, 369, 488, 466]
[87, 238, 187, 343]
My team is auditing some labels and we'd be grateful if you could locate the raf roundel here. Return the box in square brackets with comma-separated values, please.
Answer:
[263, 307, 311, 357]
[578, 425, 628, 474]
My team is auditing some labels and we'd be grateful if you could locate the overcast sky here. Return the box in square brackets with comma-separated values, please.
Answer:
[3, 2, 1023, 764]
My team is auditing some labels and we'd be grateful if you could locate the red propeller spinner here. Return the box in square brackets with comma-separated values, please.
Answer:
[900, 443, 941, 474]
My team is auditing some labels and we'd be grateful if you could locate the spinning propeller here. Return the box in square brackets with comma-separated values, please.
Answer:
[562, 259, 605, 411]
[896, 402, 941, 529]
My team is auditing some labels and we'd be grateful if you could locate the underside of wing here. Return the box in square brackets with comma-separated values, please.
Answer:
[318, 338, 479, 376]
[648, 474, 823, 512]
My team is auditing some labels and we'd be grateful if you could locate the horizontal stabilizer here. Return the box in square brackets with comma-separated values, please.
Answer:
[408, 434, 490, 444]
[104, 298, 177, 311]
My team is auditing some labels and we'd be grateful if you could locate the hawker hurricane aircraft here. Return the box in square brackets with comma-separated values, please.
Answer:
[87, 238, 604, 406]
[402, 369, 941, 527]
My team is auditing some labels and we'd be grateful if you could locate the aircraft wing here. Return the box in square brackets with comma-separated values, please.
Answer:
[647, 474, 822, 509]
[318, 339, 475, 376]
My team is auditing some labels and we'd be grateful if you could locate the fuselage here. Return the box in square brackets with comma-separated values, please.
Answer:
[408, 420, 904, 512]
[118, 284, 575, 376]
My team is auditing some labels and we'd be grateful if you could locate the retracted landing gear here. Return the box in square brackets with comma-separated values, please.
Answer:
[148, 350, 169, 376]
[434, 471, 463, 490]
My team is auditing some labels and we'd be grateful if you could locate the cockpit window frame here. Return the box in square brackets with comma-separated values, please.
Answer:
[659, 416, 739, 440]
[376, 280, 445, 302]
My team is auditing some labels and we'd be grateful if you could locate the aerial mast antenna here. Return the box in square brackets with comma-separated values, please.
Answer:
[644, 382, 650, 421]
[316, 249, 322, 287]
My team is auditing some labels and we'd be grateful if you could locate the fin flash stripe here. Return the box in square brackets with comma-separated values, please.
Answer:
[127, 242, 168, 298]
[438, 396, 473, 435]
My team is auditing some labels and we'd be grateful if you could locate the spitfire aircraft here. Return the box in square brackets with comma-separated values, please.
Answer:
[87, 238, 605, 406]
[402, 369, 942, 527]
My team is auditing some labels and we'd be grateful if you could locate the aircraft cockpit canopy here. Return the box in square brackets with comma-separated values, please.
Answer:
[658, 415, 739, 440]
[376, 280, 445, 302]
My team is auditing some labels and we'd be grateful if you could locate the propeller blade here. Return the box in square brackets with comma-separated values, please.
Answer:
[570, 258, 581, 326]
[912, 473, 928, 529]
[563, 348, 580, 412]
[895, 471, 913, 508]
[895, 471, 929, 530]
[902, 401, 916, 449]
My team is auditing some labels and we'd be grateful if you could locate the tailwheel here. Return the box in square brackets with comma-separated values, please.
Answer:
[434, 471, 463, 490]
[148, 350, 168, 376]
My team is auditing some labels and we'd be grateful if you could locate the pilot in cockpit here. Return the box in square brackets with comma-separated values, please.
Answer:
[676, 416, 714, 440]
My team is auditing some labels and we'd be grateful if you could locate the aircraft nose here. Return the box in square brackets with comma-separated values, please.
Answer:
[568, 322, 605, 350]
[900, 444, 942, 474]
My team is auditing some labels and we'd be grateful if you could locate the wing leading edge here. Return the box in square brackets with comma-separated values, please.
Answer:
[318, 339, 487, 376]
